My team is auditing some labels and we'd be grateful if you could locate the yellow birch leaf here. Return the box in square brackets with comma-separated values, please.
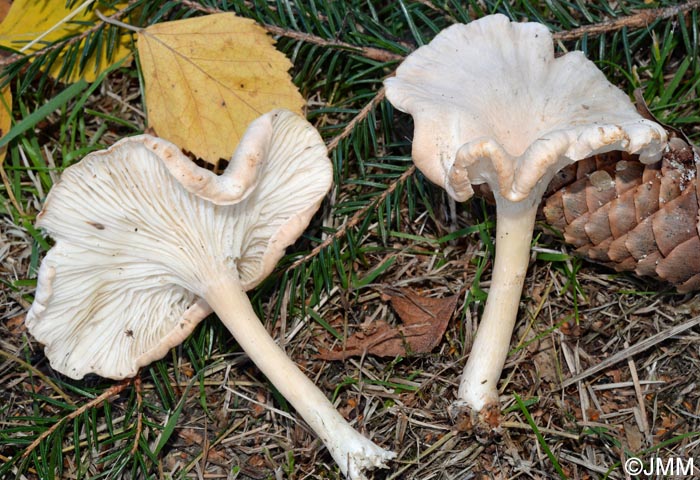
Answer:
[0, 0, 132, 82]
[0, 85, 11, 165]
[137, 13, 305, 164]
[0, 85, 14, 215]
[0, 0, 11, 24]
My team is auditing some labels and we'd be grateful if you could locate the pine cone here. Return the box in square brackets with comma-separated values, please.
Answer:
[542, 138, 700, 292]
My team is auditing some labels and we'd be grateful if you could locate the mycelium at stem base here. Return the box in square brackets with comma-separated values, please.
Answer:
[204, 274, 395, 480]
[453, 194, 539, 428]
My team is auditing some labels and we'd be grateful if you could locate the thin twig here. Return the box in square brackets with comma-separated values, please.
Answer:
[553, 0, 700, 41]
[561, 315, 700, 388]
[288, 165, 416, 272]
[21, 379, 132, 459]
[0, 453, 37, 475]
[0, 348, 74, 405]
[327, 88, 386, 152]
[264, 25, 403, 62]
[178, 0, 218, 13]
[129, 374, 143, 454]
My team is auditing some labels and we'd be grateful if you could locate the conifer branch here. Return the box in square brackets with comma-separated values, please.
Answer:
[326, 88, 387, 152]
[553, 0, 700, 41]
[21, 379, 132, 459]
[288, 166, 416, 272]
[178, 0, 403, 62]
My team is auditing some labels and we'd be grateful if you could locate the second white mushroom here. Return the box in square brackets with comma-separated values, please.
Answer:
[385, 14, 667, 424]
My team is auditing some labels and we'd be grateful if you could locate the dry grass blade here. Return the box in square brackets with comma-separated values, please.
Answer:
[0, 348, 74, 405]
[386, 431, 458, 480]
[501, 421, 581, 440]
[0, 2, 134, 67]
[562, 315, 700, 387]
[0, 164, 23, 215]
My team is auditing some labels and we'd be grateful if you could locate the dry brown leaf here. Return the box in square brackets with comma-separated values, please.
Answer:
[247, 454, 266, 468]
[250, 389, 267, 417]
[178, 428, 204, 446]
[0, 0, 132, 82]
[137, 13, 305, 165]
[623, 421, 645, 451]
[529, 335, 558, 383]
[317, 288, 459, 360]
[5, 313, 26, 335]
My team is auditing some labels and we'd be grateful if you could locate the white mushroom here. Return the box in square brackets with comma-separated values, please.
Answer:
[25, 109, 394, 479]
[384, 14, 667, 423]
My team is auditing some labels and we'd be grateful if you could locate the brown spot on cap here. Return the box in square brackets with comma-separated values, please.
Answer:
[86, 221, 105, 230]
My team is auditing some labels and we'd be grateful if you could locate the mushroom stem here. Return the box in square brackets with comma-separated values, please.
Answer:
[456, 195, 539, 413]
[205, 274, 395, 480]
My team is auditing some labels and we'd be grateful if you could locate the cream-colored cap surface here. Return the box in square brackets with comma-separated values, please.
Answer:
[26, 110, 332, 380]
[384, 14, 667, 202]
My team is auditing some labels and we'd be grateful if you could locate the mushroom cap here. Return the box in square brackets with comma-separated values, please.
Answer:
[384, 14, 667, 203]
[25, 109, 332, 380]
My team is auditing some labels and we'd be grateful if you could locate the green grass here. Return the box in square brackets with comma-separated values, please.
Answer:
[514, 393, 567, 479]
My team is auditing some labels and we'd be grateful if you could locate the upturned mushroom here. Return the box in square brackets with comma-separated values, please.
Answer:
[25, 110, 394, 479]
[384, 15, 667, 422]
